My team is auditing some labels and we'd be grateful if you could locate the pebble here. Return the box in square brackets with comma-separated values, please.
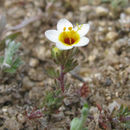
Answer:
[94, 73, 102, 80]
[96, 6, 109, 17]
[33, 45, 46, 61]
[0, 117, 5, 127]
[119, 13, 130, 31]
[52, 112, 64, 121]
[17, 113, 25, 124]
[106, 31, 118, 42]
[104, 78, 112, 86]
[29, 87, 44, 100]
[80, 5, 93, 13]
[28, 67, 44, 81]
[2, 107, 8, 113]
[7, 7, 25, 19]
[23, 76, 35, 90]
[4, 117, 20, 130]
[59, 106, 65, 111]
[29, 58, 39, 67]
[63, 96, 79, 106]
[106, 96, 111, 100]
[125, 7, 130, 15]
[108, 101, 120, 113]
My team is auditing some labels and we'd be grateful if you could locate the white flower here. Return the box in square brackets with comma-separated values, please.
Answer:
[45, 18, 90, 50]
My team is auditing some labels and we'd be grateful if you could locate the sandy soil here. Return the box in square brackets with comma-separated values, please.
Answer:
[0, 0, 130, 130]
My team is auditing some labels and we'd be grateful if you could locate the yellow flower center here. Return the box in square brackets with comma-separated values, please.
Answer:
[59, 27, 80, 46]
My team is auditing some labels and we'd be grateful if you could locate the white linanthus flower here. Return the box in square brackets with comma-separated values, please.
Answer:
[45, 18, 90, 50]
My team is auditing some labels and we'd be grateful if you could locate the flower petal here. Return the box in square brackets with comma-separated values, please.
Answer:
[57, 18, 73, 32]
[74, 37, 89, 47]
[74, 24, 90, 37]
[45, 30, 59, 43]
[56, 42, 73, 50]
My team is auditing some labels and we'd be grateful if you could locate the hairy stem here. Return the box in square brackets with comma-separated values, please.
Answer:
[58, 65, 65, 92]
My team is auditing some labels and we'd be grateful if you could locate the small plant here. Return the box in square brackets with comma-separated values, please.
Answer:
[70, 104, 89, 130]
[0, 15, 21, 74]
[95, 104, 130, 129]
[0, 38, 22, 73]
[42, 90, 63, 115]
[114, 104, 130, 129]
[0, 14, 41, 74]
[45, 18, 90, 93]
[44, 18, 90, 119]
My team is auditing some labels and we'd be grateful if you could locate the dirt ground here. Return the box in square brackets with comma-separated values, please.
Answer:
[0, 0, 130, 130]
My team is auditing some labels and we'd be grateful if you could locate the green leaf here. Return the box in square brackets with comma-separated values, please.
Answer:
[64, 59, 78, 73]
[1, 39, 22, 74]
[70, 118, 81, 130]
[4, 67, 16, 73]
[46, 67, 59, 78]
[70, 104, 89, 130]
[4, 40, 21, 65]
[4, 57, 23, 73]
[12, 57, 23, 69]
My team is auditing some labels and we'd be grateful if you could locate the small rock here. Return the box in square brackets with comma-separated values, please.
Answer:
[119, 13, 130, 31]
[89, 106, 98, 114]
[94, 73, 102, 80]
[80, 5, 93, 13]
[63, 96, 79, 106]
[106, 31, 118, 42]
[0, 117, 5, 127]
[52, 112, 64, 121]
[4, 117, 21, 130]
[96, 6, 109, 17]
[79, 12, 87, 23]
[29, 58, 39, 67]
[23, 76, 35, 90]
[29, 87, 44, 100]
[59, 106, 65, 111]
[28, 67, 44, 81]
[63, 98, 70, 106]
[17, 113, 25, 124]
[125, 7, 130, 15]
[33, 45, 46, 61]
[106, 96, 111, 101]
[33, 20, 41, 27]
[22, 29, 29, 39]
[104, 78, 112, 86]
[108, 101, 120, 113]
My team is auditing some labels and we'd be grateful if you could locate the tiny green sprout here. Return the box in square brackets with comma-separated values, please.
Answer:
[70, 104, 89, 130]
